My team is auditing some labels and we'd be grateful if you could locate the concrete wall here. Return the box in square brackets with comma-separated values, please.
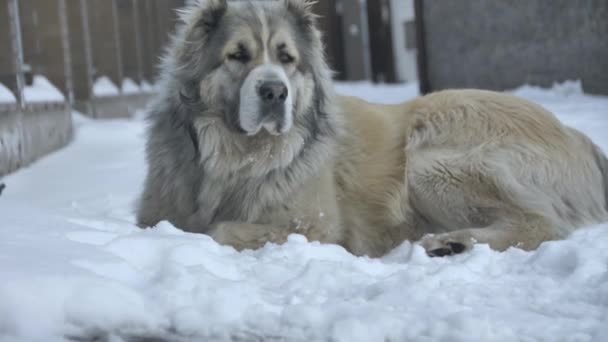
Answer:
[90, 93, 152, 119]
[419, 0, 608, 95]
[0, 105, 72, 177]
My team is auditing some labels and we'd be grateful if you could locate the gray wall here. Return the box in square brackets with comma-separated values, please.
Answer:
[420, 0, 608, 95]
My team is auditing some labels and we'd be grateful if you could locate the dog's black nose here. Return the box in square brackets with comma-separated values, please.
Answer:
[259, 81, 288, 104]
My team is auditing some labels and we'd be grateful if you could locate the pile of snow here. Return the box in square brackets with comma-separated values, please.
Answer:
[0, 82, 16, 104]
[140, 81, 157, 93]
[23, 75, 65, 103]
[122, 78, 141, 95]
[93, 76, 120, 97]
[1, 82, 607, 341]
[512, 79, 585, 99]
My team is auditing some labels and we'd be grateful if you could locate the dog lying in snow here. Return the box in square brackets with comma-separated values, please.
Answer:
[136, 0, 608, 257]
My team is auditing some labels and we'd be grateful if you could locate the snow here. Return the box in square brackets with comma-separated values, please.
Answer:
[121, 78, 141, 95]
[0, 82, 16, 104]
[140, 81, 157, 93]
[23, 75, 65, 103]
[334, 81, 420, 104]
[93, 76, 120, 97]
[1, 81, 608, 341]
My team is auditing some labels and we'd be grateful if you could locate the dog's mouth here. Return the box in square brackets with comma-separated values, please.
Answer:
[243, 115, 288, 136]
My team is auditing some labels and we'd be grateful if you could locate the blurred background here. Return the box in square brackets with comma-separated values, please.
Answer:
[0, 0, 607, 176]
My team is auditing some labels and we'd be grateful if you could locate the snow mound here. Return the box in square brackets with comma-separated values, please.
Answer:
[511, 79, 587, 99]
[23, 75, 65, 103]
[0, 82, 16, 104]
[140, 81, 157, 93]
[0, 82, 607, 341]
[93, 76, 120, 97]
[121, 78, 141, 95]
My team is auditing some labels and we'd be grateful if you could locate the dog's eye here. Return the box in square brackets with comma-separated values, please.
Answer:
[227, 50, 250, 63]
[278, 52, 295, 64]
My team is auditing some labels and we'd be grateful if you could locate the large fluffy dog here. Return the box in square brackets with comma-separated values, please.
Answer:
[137, 0, 608, 257]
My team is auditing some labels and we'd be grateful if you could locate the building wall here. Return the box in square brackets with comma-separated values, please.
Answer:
[419, 0, 608, 95]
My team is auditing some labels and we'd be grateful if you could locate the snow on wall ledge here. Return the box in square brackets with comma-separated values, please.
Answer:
[93, 76, 120, 97]
[23, 75, 66, 103]
[0, 82, 16, 104]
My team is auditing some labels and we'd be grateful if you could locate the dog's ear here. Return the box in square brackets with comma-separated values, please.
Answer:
[285, 0, 319, 28]
[177, 0, 227, 33]
[198, 0, 228, 32]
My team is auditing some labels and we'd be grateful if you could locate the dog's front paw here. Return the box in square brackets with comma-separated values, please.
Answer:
[208, 222, 290, 251]
[417, 233, 476, 257]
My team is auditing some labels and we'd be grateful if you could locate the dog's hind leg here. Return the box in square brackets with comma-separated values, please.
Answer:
[417, 212, 561, 257]
[406, 146, 567, 257]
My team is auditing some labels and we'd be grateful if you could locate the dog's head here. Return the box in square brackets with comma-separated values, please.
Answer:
[162, 0, 337, 176]
[170, 0, 333, 133]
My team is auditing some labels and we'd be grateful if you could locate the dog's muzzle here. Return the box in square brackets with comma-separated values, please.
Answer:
[239, 64, 293, 136]
[257, 81, 288, 133]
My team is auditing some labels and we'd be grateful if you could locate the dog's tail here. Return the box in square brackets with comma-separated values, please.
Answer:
[592, 143, 608, 212]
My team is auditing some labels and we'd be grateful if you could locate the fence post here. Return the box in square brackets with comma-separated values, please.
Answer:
[86, 0, 122, 92]
[116, 0, 142, 86]
[79, 0, 95, 116]
[132, 0, 145, 85]
[58, 0, 74, 107]
[7, 0, 25, 109]
[413, 0, 429, 94]
[111, 0, 124, 93]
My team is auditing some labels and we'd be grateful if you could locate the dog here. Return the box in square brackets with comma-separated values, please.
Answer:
[136, 0, 608, 257]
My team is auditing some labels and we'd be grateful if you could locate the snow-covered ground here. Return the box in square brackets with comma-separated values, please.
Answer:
[1, 82, 607, 342]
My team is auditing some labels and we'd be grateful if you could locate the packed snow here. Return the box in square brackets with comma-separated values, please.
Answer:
[0, 82, 16, 104]
[140, 81, 157, 93]
[1, 81, 608, 341]
[93, 76, 120, 97]
[121, 78, 142, 95]
[23, 75, 65, 103]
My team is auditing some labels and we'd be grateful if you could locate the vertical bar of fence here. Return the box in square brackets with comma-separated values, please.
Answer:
[358, 0, 372, 81]
[7, 0, 25, 109]
[111, 0, 124, 94]
[132, 0, 145, 86]
[58, 0, 73, 108]
[79, 0, 95, 116]
[413, 0, 429, 94]
[145, 0, 158, 83]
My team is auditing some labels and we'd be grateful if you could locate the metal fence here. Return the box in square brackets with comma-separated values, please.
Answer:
[0, 1, 418, 116]
[0, 0, 186, 116]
